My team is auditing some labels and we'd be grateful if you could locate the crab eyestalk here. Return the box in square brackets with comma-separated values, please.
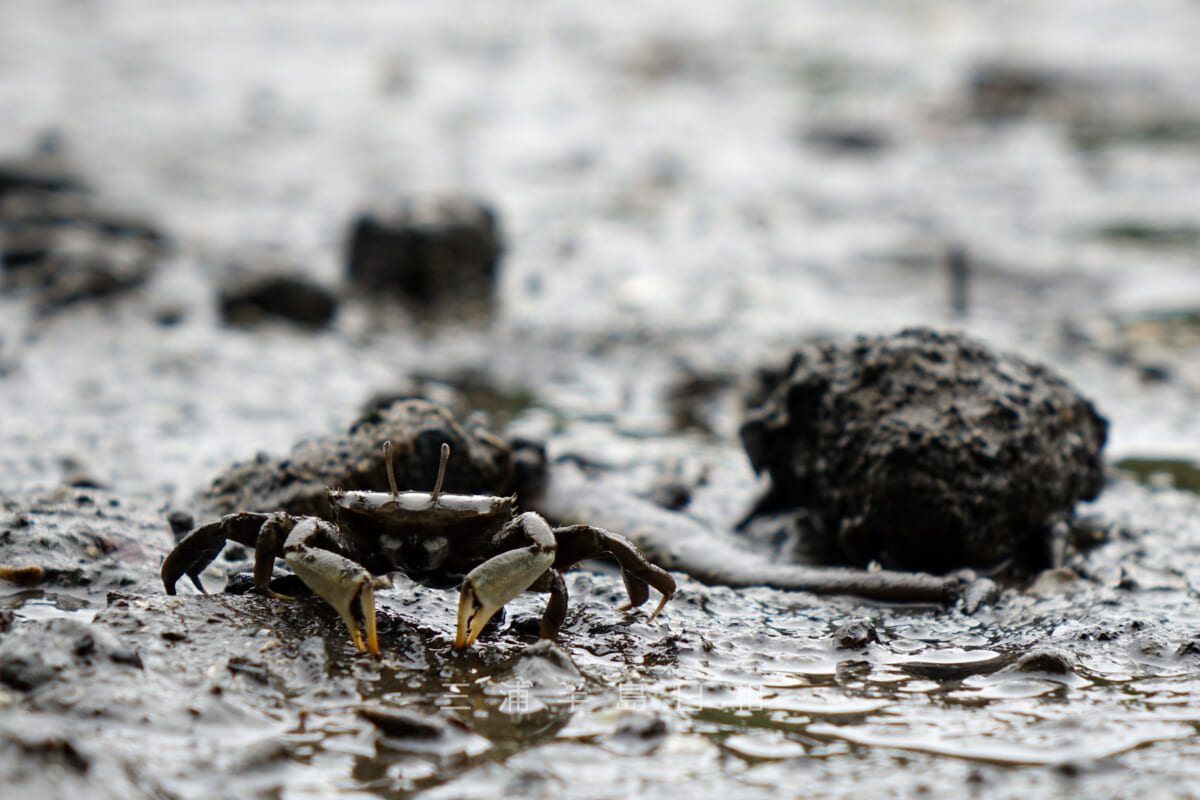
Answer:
[431, 442, 449, 503]
[383, 440, 400, 499]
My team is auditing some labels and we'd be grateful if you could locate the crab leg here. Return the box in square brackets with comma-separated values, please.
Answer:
[552, 524, 677, 622]
[455, 512, 557, 649]
[161, 512, 273, 595]
[282, 517, 391, 655]
[253, 512, 300, 599]
[529, 568, 569, 640]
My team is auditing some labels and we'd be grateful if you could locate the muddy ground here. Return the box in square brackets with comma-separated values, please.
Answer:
[3, 1, 1200, 798]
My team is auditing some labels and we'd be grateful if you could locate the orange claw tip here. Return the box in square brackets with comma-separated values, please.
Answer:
[453, 614, 478, 650]
[455, 579, 496, 650]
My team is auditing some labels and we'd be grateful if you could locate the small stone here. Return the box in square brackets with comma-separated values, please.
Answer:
[71, 633, 96, 658]
[804, 123, 890, 154]
[647, 480, 691, 511]
[613, 712, 668, 741]
[218, 269, 337, 330]
[967, 61, 1060, 121]
[833, 619, 878, 650]
[1009, 648, 1076, 676]
[166, 511, 194, 543]
[0, 655, 55, 691]
[959, 576, 1000, 614]
[359, 707, 446, 739]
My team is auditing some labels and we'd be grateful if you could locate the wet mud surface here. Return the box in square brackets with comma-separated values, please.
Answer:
[3, 1, 1200, 798]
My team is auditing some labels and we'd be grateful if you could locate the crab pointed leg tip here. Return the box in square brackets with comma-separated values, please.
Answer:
[646, 594, 670, 623]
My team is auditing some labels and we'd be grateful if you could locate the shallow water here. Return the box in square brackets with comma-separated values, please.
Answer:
[2, 1, 1200, 798]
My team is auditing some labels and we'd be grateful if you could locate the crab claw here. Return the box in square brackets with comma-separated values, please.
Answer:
[455, 576, 498, 650]
[282, 518, 392, 655]
[455, 537, 555, 649]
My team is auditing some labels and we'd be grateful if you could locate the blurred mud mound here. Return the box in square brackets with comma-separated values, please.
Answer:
[741, 328, 1108, 572]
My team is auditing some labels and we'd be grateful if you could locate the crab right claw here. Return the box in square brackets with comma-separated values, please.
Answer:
[455, 512, 556, 649]
[282, 518, 392, 655]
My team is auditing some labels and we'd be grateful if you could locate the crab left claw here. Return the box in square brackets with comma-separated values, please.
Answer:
[455, 513, 556, 649]
[282, 518, 392, 655]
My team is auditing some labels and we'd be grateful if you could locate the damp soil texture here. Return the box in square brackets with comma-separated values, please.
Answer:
[3, 2, 1200, 799]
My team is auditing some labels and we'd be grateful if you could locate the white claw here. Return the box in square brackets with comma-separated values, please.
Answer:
[455, 546, 554, 649]
[284, 519, 387, 654]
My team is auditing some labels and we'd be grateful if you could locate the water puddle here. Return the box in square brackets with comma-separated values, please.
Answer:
[807, 717, 1194, 767]
[0, 589, 95, 624]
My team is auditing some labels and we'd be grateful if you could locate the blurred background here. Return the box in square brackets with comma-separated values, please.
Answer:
[1, 0, 1199, 493]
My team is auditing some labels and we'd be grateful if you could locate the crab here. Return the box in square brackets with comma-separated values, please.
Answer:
[161, 442, 676, 654]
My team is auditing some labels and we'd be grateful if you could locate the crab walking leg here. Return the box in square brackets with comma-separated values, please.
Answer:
[161, 512, 273, 595]
[254, 512, 298, 600]
[282, 517, 391, 655]
[552, 524, 676, 621]
[528, 569, 569, 640]
[455, 512, 557, 649]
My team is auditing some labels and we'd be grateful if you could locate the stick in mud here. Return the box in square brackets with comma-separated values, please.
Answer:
[528, 462, 967, 604]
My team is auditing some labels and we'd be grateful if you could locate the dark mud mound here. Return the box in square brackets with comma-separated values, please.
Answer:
[0, 146, 165, 313]
[741, 328, 1108, 572]
[200, 399, 516, 518]
[345, 196, 502, 314]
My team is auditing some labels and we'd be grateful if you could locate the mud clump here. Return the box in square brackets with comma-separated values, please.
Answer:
[0, 145, 165, 312]
[218, 266, 338, 330]
[833, 618, 879, 650]
[345, 196, 502, 313]
[966, 61, 1063, 122]
[200, 398, 516, 517]
[740, 328, 1108, 572]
